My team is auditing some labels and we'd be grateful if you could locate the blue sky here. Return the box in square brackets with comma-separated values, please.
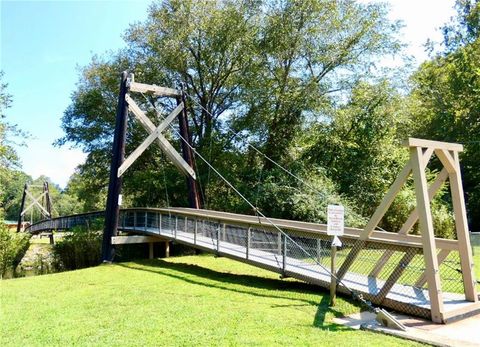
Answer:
[2, 0, 456, 188]
[1, 0, 150, 187]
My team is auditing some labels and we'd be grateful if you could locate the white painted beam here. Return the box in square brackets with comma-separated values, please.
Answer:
[111, 235, 164, 245]
[129, 82, 181, 97]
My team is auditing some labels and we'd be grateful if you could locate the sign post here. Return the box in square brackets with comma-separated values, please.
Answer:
[327, 205, 344, 306]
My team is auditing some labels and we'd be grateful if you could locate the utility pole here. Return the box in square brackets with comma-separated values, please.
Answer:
[176, 86, 201, 209]
[102, 71, 129, 262]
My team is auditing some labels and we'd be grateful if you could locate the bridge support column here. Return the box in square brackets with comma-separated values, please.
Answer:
[149, 242, 154, 259]
[102, 71, 130, 262]
[164, 241, 170, 258]
[176, 86, 201, 209]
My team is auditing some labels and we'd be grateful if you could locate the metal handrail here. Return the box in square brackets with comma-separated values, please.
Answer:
[26, 207, 459, 251]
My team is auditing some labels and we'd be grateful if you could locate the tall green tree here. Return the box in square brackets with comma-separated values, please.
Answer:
[58, 0, 402, 222]
[409, 0, 480, 230]
[239, 0, 402, 168]
[0, 72, 21, 220]
[303, 80, 410, 216]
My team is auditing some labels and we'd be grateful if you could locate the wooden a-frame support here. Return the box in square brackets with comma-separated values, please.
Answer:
[335, 138, 477, 323]
[17, 182, 52, 233]
[102, 72, 200, 262]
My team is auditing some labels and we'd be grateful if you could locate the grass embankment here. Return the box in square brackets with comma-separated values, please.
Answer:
[0, 254, 423, 346]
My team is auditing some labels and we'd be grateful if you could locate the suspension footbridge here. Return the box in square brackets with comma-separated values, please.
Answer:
[20, 73, 479, 324]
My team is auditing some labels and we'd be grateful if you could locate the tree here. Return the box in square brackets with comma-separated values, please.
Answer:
[0, 71, 21, 219]
[302, 80, 410, 216]
[0, 223, 29, 278]
[58, 0, 402, 221]
[239, 0, 402, 168]
[441, 0, 480, 52]
[409, 0, 480, 231]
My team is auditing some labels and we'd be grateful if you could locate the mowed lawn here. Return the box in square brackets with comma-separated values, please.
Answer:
[1, 254, 425, 347]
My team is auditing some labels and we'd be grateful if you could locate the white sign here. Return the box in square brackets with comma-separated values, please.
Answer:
[327, 205, 344, 236]
[118, 194, 123, 206]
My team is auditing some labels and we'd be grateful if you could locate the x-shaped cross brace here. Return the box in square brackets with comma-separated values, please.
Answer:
[117, 95, 196, 179]
[21, 190, 51, 218]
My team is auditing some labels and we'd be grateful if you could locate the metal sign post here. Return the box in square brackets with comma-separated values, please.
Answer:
[327, 204, 344, 306]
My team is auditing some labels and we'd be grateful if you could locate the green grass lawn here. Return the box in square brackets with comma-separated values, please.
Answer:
[0, 254, 424, 346]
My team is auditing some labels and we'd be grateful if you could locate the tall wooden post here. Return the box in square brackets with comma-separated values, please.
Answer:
[44, 182, 52, 218]
[444, 151, 477, 302]
[411, 146, 444, 323]
[16, 184, 28, 233]
[176, 86, 201, 209]
[102, 71, 129, 262]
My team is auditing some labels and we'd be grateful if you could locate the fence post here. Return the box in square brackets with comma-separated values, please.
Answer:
[282, 235, 287, 275]
[317, 239, 322, 263]
[330, 244, 337, 306]
[246, 227, 251, 259]
[175, 216, 178, 238]
[217, 223, 220, 253]
[277, 231, 282, 255]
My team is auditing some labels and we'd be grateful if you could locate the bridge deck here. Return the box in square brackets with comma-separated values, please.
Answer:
[121, 224, 474, 321]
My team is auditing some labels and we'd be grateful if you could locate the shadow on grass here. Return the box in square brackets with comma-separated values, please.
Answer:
[117, 258, 351, 331]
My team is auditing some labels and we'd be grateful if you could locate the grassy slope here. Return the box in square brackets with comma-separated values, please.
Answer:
[0, 254, 424, 347]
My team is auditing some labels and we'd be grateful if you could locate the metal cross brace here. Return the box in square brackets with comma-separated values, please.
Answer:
[21, 190, 50, 218]
[118, 95, 196, 179]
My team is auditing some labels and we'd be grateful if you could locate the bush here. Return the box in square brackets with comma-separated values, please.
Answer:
[381, 179, 456, 239]
[53, 222, 102, 271]
[0, 224, 30, 278]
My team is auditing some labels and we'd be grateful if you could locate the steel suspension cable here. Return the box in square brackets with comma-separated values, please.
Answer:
[183, 91, 325, 197]
[146, 100, 377, 312]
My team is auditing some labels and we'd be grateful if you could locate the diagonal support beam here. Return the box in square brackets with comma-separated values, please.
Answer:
[376, 251, 416, 303]
[435, 149, 456, 174]
[399, 168, 449, 235]
[118, 102, 185, 177]
[124, 95, 196, 179]
[369, 168, 449, 278]
[336, 161, 412, 282]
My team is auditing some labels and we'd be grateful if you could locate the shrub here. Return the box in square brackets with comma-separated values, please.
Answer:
[52, 221, 102, 271]
[0, 224, 30, 278]
[381, 179, 456, 239]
